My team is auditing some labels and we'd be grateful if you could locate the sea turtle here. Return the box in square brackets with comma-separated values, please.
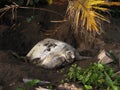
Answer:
[27, 38, 91, 69]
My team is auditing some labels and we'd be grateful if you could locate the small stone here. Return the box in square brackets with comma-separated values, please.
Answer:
[58, 83, 84, 90]
[35, 86, 49, 90]
[98, 50, 113, 64]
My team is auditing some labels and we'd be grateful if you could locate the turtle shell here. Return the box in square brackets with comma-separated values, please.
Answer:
[27, 38, 76, 69]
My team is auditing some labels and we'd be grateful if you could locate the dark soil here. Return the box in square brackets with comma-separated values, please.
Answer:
[0, 1, 120, 90]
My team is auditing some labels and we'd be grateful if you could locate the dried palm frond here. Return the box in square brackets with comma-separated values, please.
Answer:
[66, 0, 120, 44]
[0, 2, 19, 19]
[66, 0, 110, 33]
[0, 2, 63, 20]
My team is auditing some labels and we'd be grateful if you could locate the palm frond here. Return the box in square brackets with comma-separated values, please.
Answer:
[66, 0, 120, 45]
[67, 1, 119, 40]
[99, 2, 120, 6]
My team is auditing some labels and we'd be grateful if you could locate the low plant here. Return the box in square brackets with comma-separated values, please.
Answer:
[67, 64, 83, 82]
[47, 84, 54, 90]
[17, 79, 40, 90]
[17, 86, 25, 90]
[66, 63, 120, 90]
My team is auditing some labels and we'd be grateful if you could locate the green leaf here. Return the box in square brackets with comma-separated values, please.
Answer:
[98, 78, 105, 84]
[61, 80, 64, 84]
[82, 75, 90, 84]
[97, 63, 104, 70]
[67, 63, 120, 90]
[27, 79, 40, 87]
[107, 86, 110, 90]
[17, 86, 25, 90]
[77, 75, 83, 81]
[84, 85, 92, 90]
[104, 71, 118, 90]
[49, 84, 53, 90]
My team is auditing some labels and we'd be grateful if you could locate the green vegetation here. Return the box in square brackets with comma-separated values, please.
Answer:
[26, 79, 40, 87]
[17, 79, 54, 90]
[17, 79, 40, 90]
[66, 63, 120, 90]
[17, 86, 25, 90]
[47, 84, 54, 90]
[17, 87, 25, 90]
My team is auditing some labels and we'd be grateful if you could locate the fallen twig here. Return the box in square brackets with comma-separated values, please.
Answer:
[0, 2, 64, 19]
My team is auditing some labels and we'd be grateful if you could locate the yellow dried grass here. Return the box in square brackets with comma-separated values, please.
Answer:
[66, 0, 120, 44]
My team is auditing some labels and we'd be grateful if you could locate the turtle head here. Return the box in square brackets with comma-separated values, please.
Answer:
[65, 50, 75, 63]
